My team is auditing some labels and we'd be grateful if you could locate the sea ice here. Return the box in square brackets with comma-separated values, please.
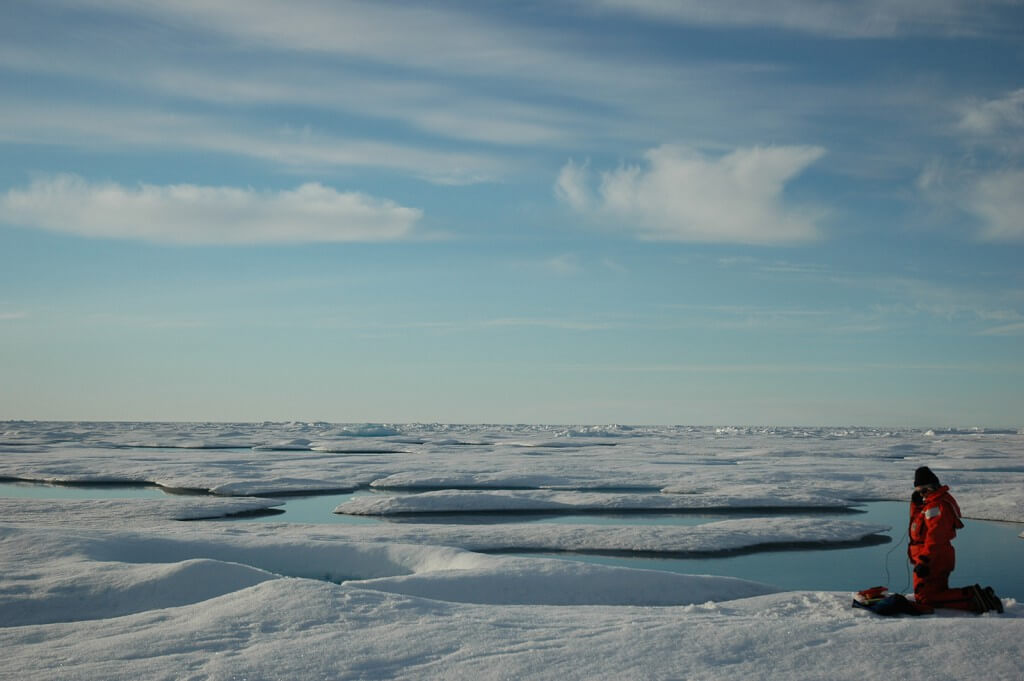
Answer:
[2, 422, 1023, 681]
[335, 488, 854, 515]
[335, 516, 890, 556]
[0, 497, 886, 556]
[369, 471, 580, 490]
[0, 496, 283, 525]
[1, 528, 1020, 681]
[209, 477, 358, 496]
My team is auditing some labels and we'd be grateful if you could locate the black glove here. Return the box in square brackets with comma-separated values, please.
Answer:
[911, 490, 923, 505]
[914, 562, 930, 578]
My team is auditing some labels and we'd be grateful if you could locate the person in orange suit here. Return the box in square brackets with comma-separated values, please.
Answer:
[908, 466, 1001, 613]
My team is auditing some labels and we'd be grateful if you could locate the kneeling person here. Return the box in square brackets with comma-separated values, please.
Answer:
[908, 466, 1002, 614]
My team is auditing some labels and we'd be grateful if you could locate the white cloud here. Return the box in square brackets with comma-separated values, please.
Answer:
[958, 89, 1024, 136]
[557, 145, 826, 244]
[969, 170, 1024, 241]
[0, 175, 422, 245]
[555, 160, 592, 212]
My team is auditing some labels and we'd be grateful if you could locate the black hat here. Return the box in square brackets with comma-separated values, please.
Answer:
[914, 466, 941, 488]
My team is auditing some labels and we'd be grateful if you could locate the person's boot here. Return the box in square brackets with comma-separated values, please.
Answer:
[982, 586, 1004, 614]
[966, 585, 988, 614]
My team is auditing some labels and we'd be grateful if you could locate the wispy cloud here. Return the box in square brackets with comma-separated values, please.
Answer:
[654, 302, 849, 334]
[0, 175, 422, 244]
[587, 0, 1020, 38]
[713, 255, 832, 276]
[23, 0, 680, 120]
[979, 321, 1024, 336]
[0, 311, 27, 321]
[0, 41, 577, 149]
[656, 267, 1023, 336]
[1, 2, 838, 161]
[957, 88, 1024, 139]
[83, 312, 209, 330]
[481, 318, 613, 331]
[912, 88, 1024, 240]
[557, 144, 826, 244]
[832, 273, 1024, 331]
[0, 100, 506, 185]
[969, 170, 1024, 242]
[542, 254, 583, 276]
[918, 160, 1024, 243]
[301, 317, 617, 334]
[81, 0, 679, 92]
[555, 160, 592, 213]
[555, 360, 1024, 374]
[601, 258, 628, 274]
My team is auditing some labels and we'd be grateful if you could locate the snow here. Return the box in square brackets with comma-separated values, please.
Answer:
[209, 478, 358, 496]
[0, 524, 779, 624]
[0, 496, 284, 525]
[369, 471, 581, 490]
[335, 516, 890, 557]
[250, 438, 314, 451]
[4, 422, 1021, 521]
[309, 443, 411, 453]
[2, 515, 1021, 680]
[2, 550, 1021, 680]
[1, 552, 278, 627]
[2, 422, 1023, 680]
[336, 488, 852, 515]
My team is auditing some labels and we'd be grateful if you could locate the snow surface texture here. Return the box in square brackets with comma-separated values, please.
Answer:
[335, 488, 850, 515]
[2, 422, 1023, 680]
[0, 524, 780, 626]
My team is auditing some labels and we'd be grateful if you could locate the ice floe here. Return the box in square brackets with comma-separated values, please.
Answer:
[208, 477, 358, 497]
[336, 489, 852, 515]
[337, 516, 890, 556]
[0, 496, 284, 525]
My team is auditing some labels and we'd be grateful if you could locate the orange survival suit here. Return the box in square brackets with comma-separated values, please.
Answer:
[908, 485, 976, 611]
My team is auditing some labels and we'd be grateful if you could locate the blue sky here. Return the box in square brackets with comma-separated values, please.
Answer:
[2, 0, 1023, 426]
